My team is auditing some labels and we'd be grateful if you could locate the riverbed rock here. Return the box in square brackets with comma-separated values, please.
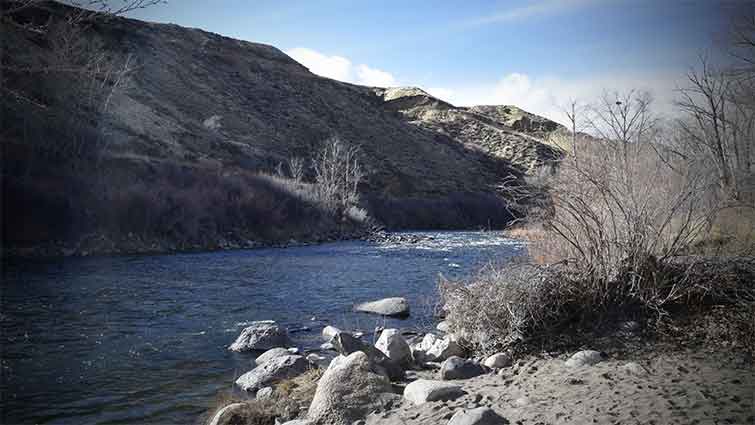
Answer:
[565, 350, 606, 368]
[235, 355, 311, 392]
[332, 332, 404, 381]
[425, 335, 466, 362]
[354, 297, 410, 317]
[436, 321, 450, 333]
[322, 325, 341, 341]
[483, 352, 512, 369]
[208, 402, 247, 425]
[307, 351, 396, 425]
[440, 356, 486, 380]
[447, 407, 507, 425]
[255, 347, 291, 366]
[256, 386, 273, 400]
[620, 362, 649, 376]
[403, 379, 464, 405]
[228, 321, 292, 352]
[375, 328, 412, 367]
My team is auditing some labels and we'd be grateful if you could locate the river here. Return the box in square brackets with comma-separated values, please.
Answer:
[0, 231, 524, 425]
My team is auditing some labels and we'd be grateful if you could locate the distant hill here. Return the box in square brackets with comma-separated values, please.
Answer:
[1, 1, 564, 255]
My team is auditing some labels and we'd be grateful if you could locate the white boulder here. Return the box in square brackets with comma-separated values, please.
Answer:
[375, 328, 412, 367]
[565, 350, 606, 368]
[354, 297, 410, 317]
[228, 321, 291, 352]
[403, 379, 464, 405]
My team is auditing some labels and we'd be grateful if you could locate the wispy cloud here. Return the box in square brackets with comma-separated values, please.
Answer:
[467, 0, 602, 26]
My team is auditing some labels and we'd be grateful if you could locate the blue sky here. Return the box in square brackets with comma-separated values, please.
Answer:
[128, 0, 741, 123]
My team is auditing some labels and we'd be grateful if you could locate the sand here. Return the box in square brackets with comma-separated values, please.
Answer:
[364, 349, 755, 425]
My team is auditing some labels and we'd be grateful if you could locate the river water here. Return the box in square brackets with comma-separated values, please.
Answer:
[0, 231, 525, 425]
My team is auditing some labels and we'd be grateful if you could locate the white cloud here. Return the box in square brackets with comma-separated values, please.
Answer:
[425, 87, 456, 103]
[285, 47, 352, 81]
[436, 72, 682, 126]
[285, 47, 397, 87]
[356, 64, 397, 87]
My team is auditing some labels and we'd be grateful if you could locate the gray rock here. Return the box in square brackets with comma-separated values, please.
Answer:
[483, 353, 512, 369]
[322, 325, 341, 341]
[235, 355, 311, 392]
[375, 328, 412, 367]
[255, 347, 291, 366]
[403, 379, 464, 405]
[307, 351, 395, 425]
[436, 321, 450, 333]
[440, 356, 485, 380]
[279, 420, 313, 425]
[331, 332, 404, 381]
[620, 362, 648, 376]
[565, 350, 606, 367]
[354, 297, 410, 317]
[256, 386, 273, 400]
[228, 321, 291, 352]
[447, 407, 508, 425]
[319, 342, 335, 351]
[207, 403, 246, 425]
[425, 335, 466, 362]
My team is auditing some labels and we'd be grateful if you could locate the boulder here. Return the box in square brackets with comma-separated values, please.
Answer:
[256, 386, 273, 400]
[331, 332, 404, 381]
[436, 321, 450, 333]
[403, 379, 464, 405]
[228, 321, 291, 352]
[447, 407, 508, 425]
[565, 350, 606, 368]
[354, 297, 410, 317]
[307, 351, 396, 425]
[483, 353, 512, 369]
[620, 362, 648, 376]
[235, 355, 311, 392]
[322, 325, 341, 341]
[440, 356, 485, 380]
[320, 342, 335, 351]
[375, 328, 412, 367]
[207, 403, 247, 425]
[255, 347, 291, 366]
[425, 335, 466, 362]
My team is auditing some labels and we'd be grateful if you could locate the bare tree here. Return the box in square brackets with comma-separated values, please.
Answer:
[287, 156, 305, 182]
[312, 136, 364, 214]
[675, 57, 754, 200]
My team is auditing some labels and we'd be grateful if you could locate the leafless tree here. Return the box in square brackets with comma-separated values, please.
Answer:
[312, 136, 364, 214]
[287, 156, 305, 182]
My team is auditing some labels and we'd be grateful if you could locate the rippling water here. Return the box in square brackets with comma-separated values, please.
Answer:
[0, 231, 524, 425]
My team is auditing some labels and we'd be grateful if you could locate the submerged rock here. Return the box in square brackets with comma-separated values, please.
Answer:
[354, 297, 410, 317]
[235, 355, 311, 392]
[228, 321, 291, 352]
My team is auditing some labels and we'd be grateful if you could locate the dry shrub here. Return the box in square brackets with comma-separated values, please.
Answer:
[439, 263, 584, 355]
[204, 368, 323, 425]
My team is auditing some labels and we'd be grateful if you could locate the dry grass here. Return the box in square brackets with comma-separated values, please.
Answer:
[203, 368, 323, 425]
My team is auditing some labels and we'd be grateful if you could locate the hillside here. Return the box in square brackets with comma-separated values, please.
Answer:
[1, 2, 564, 256]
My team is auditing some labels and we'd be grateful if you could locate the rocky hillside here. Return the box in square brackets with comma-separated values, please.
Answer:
[1, 2, 564, 254]
[375, 87, 565, 174]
